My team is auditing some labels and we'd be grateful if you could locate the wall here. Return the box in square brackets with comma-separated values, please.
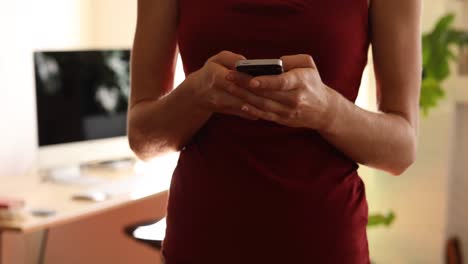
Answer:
[446, 0, 468, 259]
[88, 0, 137, 48]
[447, 104, 468, 259]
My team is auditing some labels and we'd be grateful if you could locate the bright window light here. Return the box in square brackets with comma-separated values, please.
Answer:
[174, 54, 186, 88]
[133, 217, 167, 241]
[131, 152, 180, 199]
[355, 65, 371, 109]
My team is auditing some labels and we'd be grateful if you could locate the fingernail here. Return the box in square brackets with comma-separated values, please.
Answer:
[242, 105, 249, 111]
[250, 80, 260, 88]
[226, 73, 235, 81]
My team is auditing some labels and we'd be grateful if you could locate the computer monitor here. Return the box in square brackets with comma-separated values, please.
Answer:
[34, 49, 134, 169]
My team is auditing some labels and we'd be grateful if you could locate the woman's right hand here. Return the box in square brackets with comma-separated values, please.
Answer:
[186, 51, 262, 120]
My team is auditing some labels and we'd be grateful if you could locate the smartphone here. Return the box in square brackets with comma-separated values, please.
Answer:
[235, 59, 283, 76]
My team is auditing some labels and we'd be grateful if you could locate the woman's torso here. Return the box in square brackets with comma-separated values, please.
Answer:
[164, 1, 371, 263]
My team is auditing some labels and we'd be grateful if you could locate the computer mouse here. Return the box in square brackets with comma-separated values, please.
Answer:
[71, 191, 109, 202]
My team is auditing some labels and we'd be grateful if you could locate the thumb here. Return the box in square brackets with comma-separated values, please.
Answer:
[209, 50, 247, 70]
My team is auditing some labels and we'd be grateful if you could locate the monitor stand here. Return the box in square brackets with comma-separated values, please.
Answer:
[79, 157, 136, 170]
[40, 157, 136, 185]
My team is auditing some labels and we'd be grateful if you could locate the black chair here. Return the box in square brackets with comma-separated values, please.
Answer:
[124, 217, 166, 251]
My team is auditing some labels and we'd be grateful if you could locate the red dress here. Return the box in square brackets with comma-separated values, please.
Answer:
[163, 0, 371, 263]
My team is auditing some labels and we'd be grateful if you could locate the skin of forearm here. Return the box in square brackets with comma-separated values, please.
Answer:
[319, 87, 417, 176]
[128, 77, 212, 161]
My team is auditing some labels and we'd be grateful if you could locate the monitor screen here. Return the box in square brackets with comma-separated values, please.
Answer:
[34, 49, 130, 146]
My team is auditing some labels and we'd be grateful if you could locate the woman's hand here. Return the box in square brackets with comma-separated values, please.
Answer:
[188, 51, 266, 121]
[225, 54, 336, 131]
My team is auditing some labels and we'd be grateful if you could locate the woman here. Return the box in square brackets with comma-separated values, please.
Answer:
[129, 0, 421, 263]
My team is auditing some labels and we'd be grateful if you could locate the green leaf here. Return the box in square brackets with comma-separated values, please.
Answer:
[419, 13, 468, 115]
[420, 78, 445, 116]
[368, 212, 396, 228]
[422, 14, 460, 81]
[422, 35, 431, 67]
[432, 14, 455, 38]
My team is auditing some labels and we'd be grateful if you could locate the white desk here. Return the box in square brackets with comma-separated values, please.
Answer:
[0, 157, 176, 264]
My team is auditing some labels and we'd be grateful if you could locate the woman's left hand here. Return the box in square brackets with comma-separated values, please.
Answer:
[225, 54, 336, 131]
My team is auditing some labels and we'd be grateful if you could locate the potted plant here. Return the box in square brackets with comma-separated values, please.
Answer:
[421, 13, 468, 115]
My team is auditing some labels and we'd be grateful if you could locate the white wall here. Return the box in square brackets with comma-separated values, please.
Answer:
[0, 0, 91, 177]
[88, 0, 137, 48]
[447, 104, 468, 259]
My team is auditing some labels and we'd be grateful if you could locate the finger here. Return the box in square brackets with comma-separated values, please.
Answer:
[280, 54, 316, 71]
[248, 71, 298, 91]
[240, 106, 283, 124]
[225, 83, 293, 118]
[251, 90, 300, 108]
[216, 91, 259, 120]
[207, 50, 246, 70]
[204, 62, 242, 91]
[225, 70, 253, 87]
[225, 71, 299, 108]
[225, 109, 259, 121]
